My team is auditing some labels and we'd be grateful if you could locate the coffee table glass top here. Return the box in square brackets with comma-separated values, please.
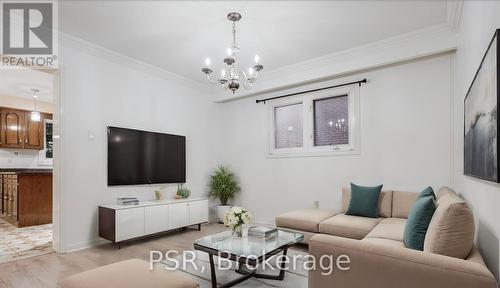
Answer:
[194, 229, 304, 257]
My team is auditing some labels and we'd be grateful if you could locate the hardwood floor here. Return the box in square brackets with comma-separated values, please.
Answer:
[0, 223, 307, 288]
[0, 223, 227, 287]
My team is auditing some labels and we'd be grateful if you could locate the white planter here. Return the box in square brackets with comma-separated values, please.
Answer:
[217, 205, 231, 223]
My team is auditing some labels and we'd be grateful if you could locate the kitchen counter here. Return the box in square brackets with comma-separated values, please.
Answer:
[0, 170, 53, 227]
[0, 168, 52, 174]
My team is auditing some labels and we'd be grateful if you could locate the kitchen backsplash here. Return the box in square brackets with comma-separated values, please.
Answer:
[0, 149, 52, 168]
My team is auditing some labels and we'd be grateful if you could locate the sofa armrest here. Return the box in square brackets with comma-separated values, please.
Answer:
[308, 234, 497, 288]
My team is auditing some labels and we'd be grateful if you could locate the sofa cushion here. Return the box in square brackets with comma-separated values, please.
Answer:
[424, 188, 475, 259]
[276, 209, 337, 233]
[346, 183, 383, 218]
[319, 213, 382, 239]
[60, 259, 199, 288]
[392, 191, 418, 218]
[361, 237, 405, 248]
[403, 195, 436, 250]
[365, 218, 406, 241]
[342, 187, 393, 218]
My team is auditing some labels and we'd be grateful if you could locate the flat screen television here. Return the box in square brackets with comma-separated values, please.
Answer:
[107, 126, 186, 186]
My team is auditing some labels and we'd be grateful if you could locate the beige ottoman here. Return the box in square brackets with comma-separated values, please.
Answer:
[60, 259, 198, 288]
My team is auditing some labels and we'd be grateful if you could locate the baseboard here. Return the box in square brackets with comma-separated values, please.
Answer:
[63, 238, 110, 253]
[61, 219, 274, 253]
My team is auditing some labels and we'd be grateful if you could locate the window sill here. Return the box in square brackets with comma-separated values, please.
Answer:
[267, 149, 360, 159]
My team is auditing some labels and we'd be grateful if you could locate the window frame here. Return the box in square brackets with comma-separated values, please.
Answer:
[268, 98, 306, 155]
[267, 84, 360, 158]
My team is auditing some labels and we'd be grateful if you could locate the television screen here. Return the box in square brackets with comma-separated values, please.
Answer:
[107, 126, 186, 186]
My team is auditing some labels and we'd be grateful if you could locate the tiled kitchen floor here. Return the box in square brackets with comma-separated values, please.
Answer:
[0, 218, 53, 263]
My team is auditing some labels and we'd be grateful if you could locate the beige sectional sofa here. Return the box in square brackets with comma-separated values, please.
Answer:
[276, 186, 497, 288]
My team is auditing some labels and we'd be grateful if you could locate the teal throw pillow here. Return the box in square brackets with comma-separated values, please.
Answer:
[403, 195, 436, 250]
[418, 186, 436, 199]
[346, 183, 383, 218]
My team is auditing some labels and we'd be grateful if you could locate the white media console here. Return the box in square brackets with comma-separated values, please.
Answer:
[99, 197, 208, 246]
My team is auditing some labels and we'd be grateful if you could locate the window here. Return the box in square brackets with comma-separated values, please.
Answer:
[268, 84, 359, 157]
[314, 95, 349, 146]
[274, 103, 303, 149]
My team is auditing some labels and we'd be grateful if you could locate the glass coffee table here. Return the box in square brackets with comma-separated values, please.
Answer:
[194, 229, 304, 288]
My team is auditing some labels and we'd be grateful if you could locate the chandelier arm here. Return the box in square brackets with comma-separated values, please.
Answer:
[205, 73, 219, 84]
[240, 71, 252, 90]
[243, 81, 251, 90]
[243, 70, 258, 84]
[249, 70, 258, 83]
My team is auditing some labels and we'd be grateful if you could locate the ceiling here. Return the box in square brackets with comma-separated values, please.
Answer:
[0, 69, 53, 102]
[59, 1, 448, 83]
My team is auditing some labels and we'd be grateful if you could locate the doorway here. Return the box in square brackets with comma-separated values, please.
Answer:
[0, 68, 59, 262]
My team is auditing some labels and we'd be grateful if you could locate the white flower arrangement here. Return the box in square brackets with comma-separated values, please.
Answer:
[223, 206, 252, 228]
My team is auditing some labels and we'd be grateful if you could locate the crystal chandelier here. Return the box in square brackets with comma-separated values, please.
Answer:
[201, 12, 263, 93]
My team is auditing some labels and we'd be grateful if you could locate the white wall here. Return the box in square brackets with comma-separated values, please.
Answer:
[218, 54, 453, 224]
[56, 42, 453, 252]
[452, 1, 500, 280]
[58, 43, 223, 251]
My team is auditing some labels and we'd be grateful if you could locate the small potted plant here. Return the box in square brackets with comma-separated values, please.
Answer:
[175, 184, 191, 199]
[208, 166, 241, 223]
[223, 206, 252, 237]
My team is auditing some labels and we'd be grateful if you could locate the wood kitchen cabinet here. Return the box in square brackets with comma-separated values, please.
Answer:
[0, 109, 25, 148]
[24, 112, 44, 149]
[0, 107, 52, 150]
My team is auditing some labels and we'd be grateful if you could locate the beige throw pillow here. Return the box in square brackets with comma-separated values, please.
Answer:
[423, 188, 475, 259]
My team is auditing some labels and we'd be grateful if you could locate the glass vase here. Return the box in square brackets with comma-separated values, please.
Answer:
[232, 224, 243, 238]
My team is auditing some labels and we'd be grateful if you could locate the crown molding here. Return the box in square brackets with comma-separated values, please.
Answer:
[57, 2, 463, 101]
[214, 23, 458, 103]
[59, 32, 210, 92]
[446, 0, 464, 31]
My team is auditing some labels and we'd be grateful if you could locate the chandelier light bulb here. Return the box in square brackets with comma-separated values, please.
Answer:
[254, 55, 260, 64]
[204, 58, 211, 66]
[226, 48, 232, 56]
[248, 67, 254, 75]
